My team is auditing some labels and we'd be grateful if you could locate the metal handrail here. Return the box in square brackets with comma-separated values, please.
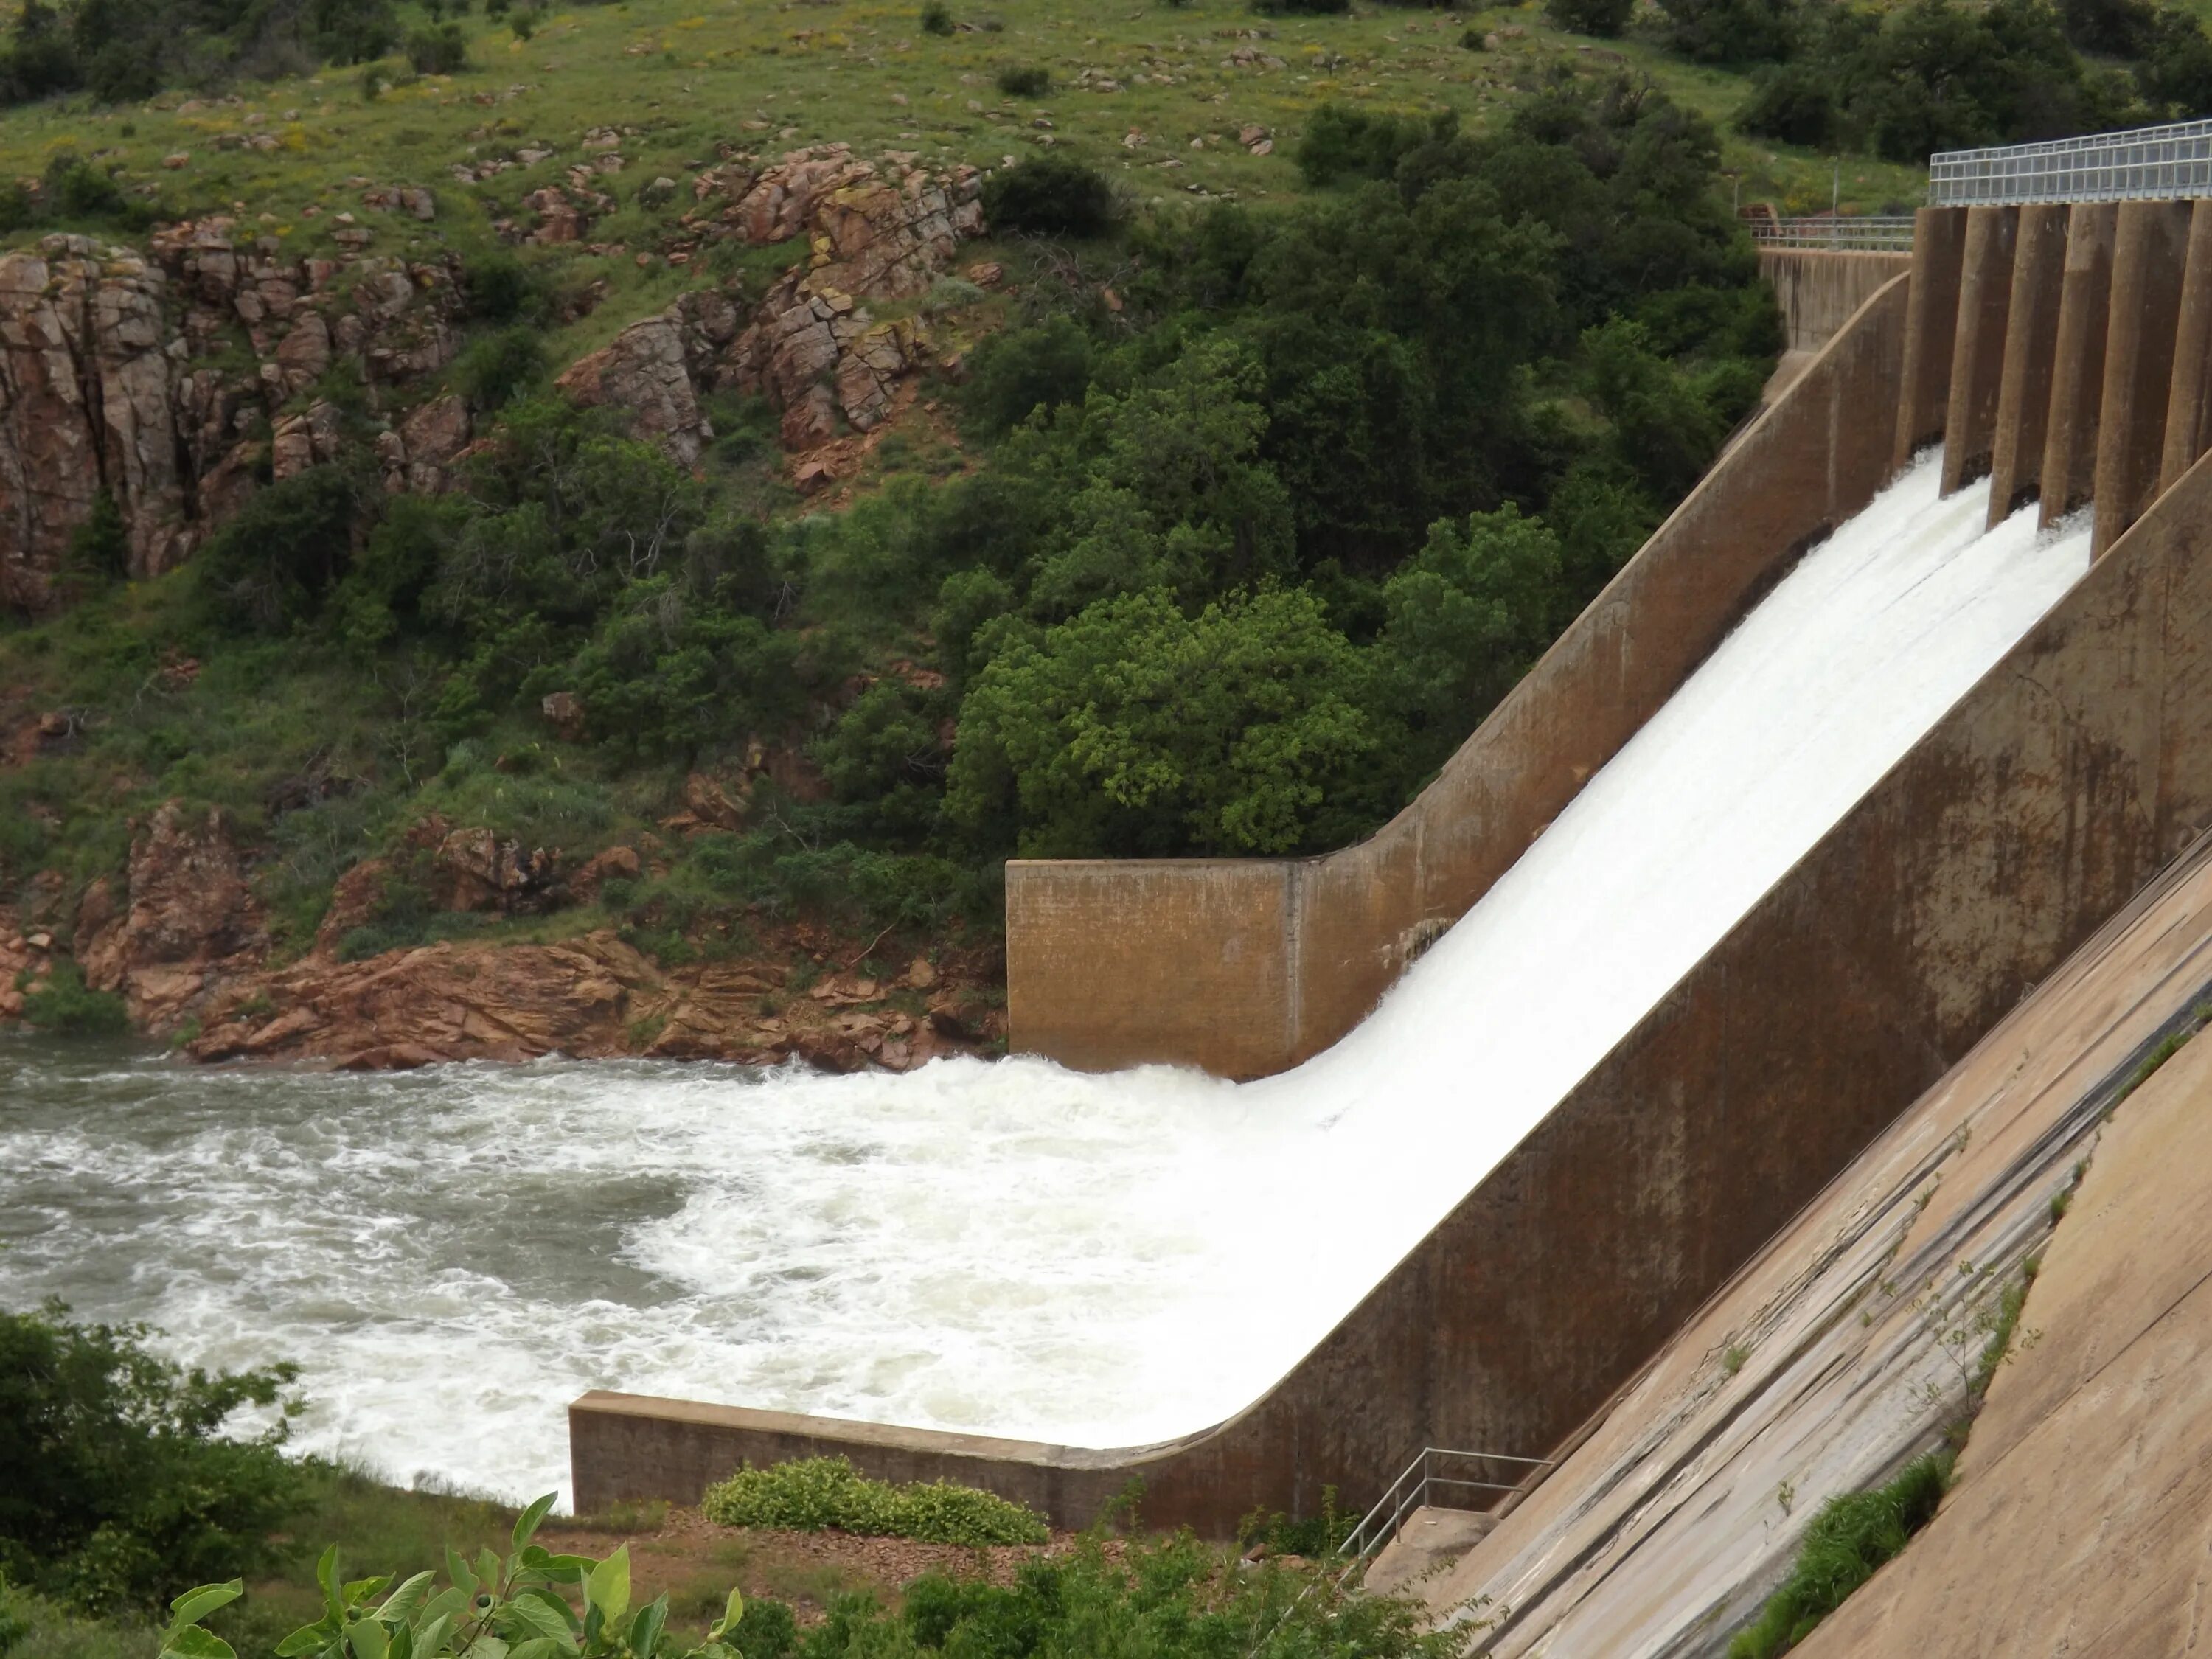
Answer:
[1930, 116, 2212, 205]
[1750, 215, 1917, 251]
[1335, 1446, 1557, 1582]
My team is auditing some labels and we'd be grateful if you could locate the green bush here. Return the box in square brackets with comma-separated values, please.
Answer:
[959, 316, 1093, 437]
[1253, 0, 1351, 15]
[1293, 102, 1437, 185]
[18, 961, 128, 1037]
[744, 1533, 1456, 1658]
[1729, 1452, 1952, 1658]
[1548, 0, 1635, 37]
[995, 63, 1049, 96]
[0, 1303, 306, 1614]
[700, 1458, 1049, 1546]
[453, 326, 547, 412]
[404, 22, 467, 72]
[195, 467, 364, 636]
[980, 153, 1115, 237]
[919, 0, 954, 33]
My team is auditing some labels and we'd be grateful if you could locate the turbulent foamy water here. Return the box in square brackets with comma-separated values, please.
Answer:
[0, 456, 2090, 1506]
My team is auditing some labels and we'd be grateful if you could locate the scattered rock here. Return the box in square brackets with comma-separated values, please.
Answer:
[540, 689, 588, 740]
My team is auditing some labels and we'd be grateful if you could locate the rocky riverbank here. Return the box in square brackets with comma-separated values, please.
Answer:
[2, 796, 1002, 1073]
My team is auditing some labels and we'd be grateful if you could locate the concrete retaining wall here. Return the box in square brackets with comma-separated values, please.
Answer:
[1761, 248, 1915, 353]
[1007, 274, 1912, 1078]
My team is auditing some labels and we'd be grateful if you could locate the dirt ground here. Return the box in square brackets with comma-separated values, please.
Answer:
[538, 1506, 1111, 1628]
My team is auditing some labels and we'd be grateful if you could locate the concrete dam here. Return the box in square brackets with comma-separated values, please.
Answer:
[573, 131, 2212, 1557]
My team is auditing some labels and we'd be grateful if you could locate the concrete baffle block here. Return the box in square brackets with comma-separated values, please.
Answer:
[2160, 201, 2212, 494]
[2093, 199, 2192, 557]
[1942, 205, 2019, 495]
[1987, 203, 2070, 528]
[1894, 206, 1969, 472]
[2040, 202, 2119, 529]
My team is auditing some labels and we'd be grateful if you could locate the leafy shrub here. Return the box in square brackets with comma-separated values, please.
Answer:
[1728, 1452, 1952, 1658]
[0, 1303, 305, 1613]
[160, 1495, 750, 1659]
[742, 1534, 1456, 1659]
[463, 252, 544, 324]
[195, 467, 365, 635]
[2138, 6, 2212, 116]
[981, 153, 1115, 237]
[700, 1457, 1048, 1545]
[995, 63, 1049, 96]
[1293, 102, 1437, 185]
[1739, 62, 1840, 146]
[959, 316, 1093, 436]
[1548, 0, 1635, 37]
[1659, 0, 1801, 63]
[1252, 0, 1351, 14]
[919, 1, 955, 34]
[454, 326, 547, 411]
[405, 22, 467, 73]
[18, 961, 128, 1036]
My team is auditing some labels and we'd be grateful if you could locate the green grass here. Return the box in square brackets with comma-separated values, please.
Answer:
[1728, 1450, 1953, 1658]
[700, 1456, 1048, 1546]
[0, 0, 1919, 360]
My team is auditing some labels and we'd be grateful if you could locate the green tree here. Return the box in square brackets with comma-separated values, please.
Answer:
[947, 585, 1379, 857]
[0, 1304, 304, 1614]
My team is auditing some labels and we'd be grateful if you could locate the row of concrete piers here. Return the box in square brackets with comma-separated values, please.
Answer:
[1899, 199, 2212, 554]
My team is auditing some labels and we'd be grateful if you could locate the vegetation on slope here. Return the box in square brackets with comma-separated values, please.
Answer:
[4, 0, 2207, 1004]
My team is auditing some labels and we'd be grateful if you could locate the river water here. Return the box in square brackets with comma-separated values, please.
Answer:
[0, 457, 2092, 1507]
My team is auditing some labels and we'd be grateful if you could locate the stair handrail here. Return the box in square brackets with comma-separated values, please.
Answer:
[1335, 1445, 1557, 1582]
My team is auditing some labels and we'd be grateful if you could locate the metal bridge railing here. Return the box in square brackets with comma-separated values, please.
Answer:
[1335, 1446, 1557, 1582]
[1930, 116, 2212, 205]
[1750, 214, 1917, 251]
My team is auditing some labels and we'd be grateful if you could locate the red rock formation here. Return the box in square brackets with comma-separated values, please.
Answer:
[74, 799, 268, 1033]
[0, 220, 463, 615]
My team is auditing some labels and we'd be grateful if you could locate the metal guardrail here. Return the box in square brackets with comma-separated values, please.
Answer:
[1750, 214, 1917, 251]
[1335, 1446, 1557, 1582]
[1930, 117, 2212, 205]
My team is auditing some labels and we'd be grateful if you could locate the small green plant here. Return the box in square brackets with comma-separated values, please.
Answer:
[1722, 1343, 1750, 1377]
[1545, 0, 1634, 35]
[509, 7, 538, 41]
[995, 63, 1049, 97]
[20, 961, 130, 1037]
[919, 1, 955, 34]
[1728, 1452, 1952, 1658]
[1236, 1487, 1354, 1559]
[700, 1458, 1048, 1546]
[155, 1498, 748, 1659]
[1461, 25, 1487, 46]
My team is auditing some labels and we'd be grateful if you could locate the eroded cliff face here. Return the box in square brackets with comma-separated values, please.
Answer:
[0, 143, 986, 616]
[557, 145, 986, 471]
[0, 220, 464, 613]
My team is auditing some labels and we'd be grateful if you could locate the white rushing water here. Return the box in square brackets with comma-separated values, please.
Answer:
[0, 456, 2090, 1506]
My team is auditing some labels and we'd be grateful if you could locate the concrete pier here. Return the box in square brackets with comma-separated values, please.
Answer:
[2093, 200, 2192, 557]
[2041, 203, 2118, 528]
[1987, 204, 2069, 526]
[1895, 206, 1969, 470]
[2161, 201, 2212, 493]
[1942, 206, 2018, 494]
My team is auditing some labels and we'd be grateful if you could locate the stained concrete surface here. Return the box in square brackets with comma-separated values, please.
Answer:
[1795, 982, 2212, 1657]
[1409, 836, 2212, 1655]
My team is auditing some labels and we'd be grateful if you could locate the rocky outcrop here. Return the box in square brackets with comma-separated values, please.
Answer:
[74, 799, 268, 1032]
[0, 240, 184, 606]
[559, 146, 984, 465]
[554, 290, 742, 466]
[0, 218, 463, 615]
[182, 930, 999, 1073]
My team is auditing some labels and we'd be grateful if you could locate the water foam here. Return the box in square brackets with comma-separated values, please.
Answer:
[0, 457, 2090, 1505]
